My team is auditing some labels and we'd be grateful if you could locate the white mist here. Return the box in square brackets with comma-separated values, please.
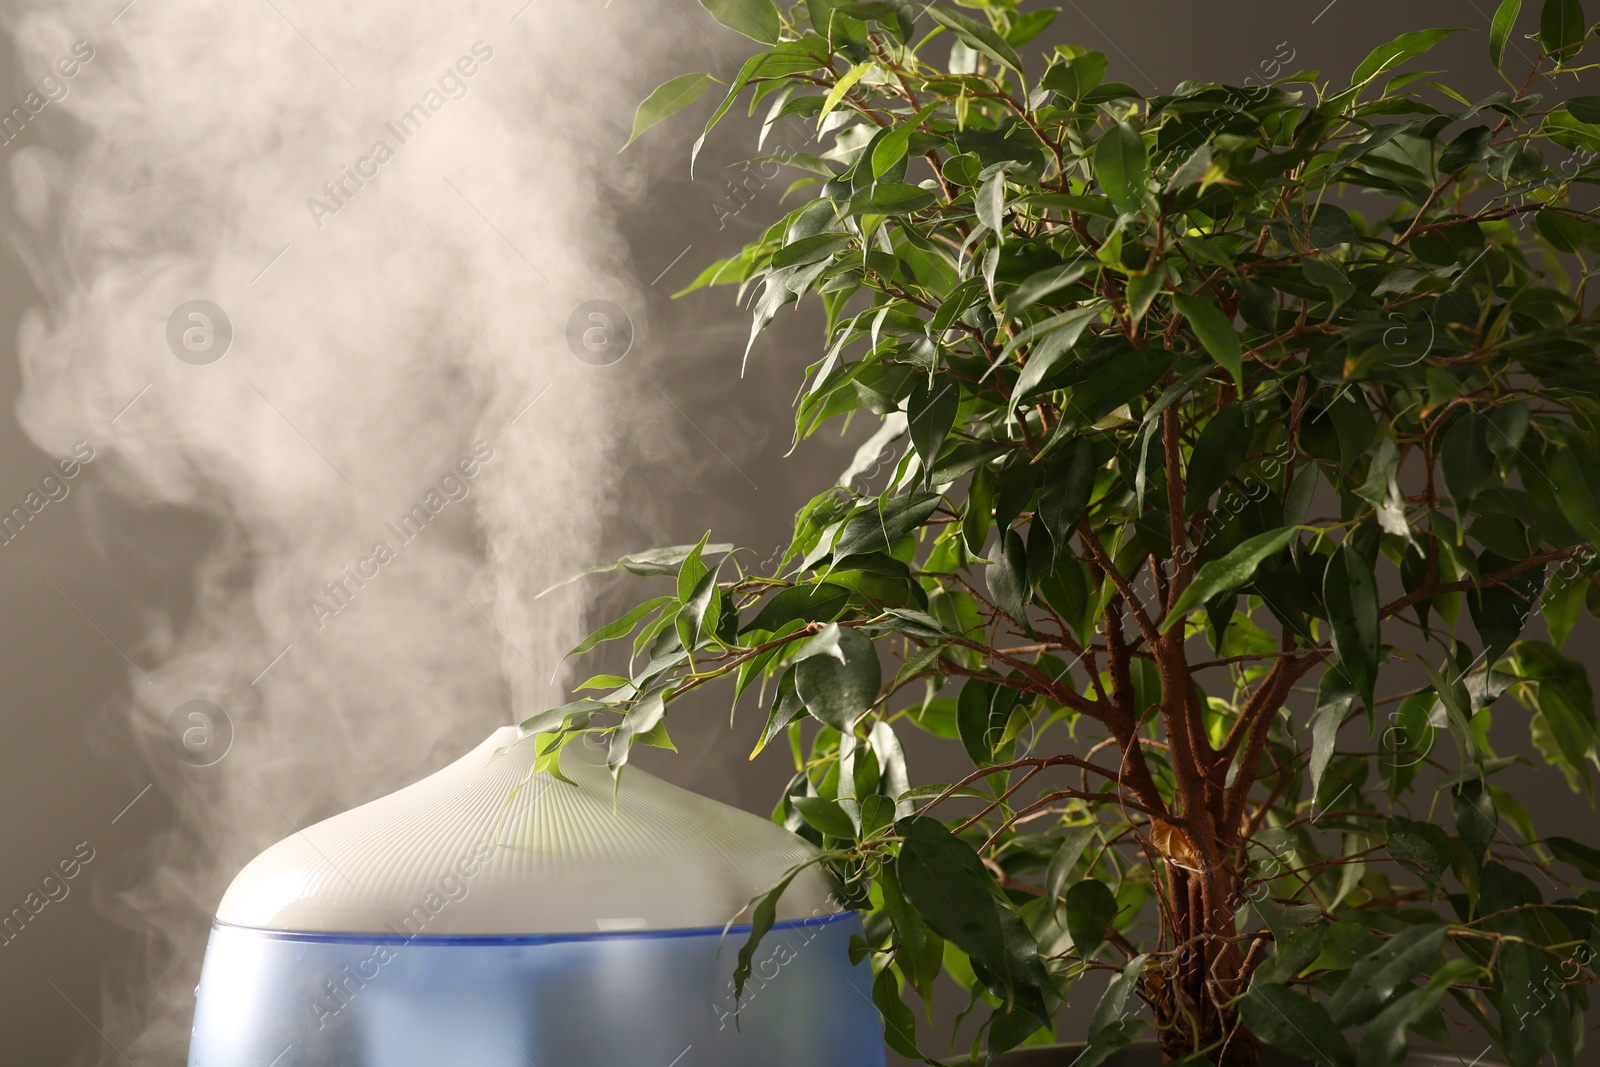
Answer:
[1, 0, 670, 1060]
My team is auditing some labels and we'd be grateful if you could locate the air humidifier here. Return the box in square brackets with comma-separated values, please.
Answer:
[188, 727, 885, 1066]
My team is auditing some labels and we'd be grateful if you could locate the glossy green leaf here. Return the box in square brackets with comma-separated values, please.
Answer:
[1440, 125, 1493, 173]
[793, 794, 857, 837]
[986, 528, 1032, 630]
[1038, 437, 1098, 555]
[1491, 0, 1524, 67]
[1063, 346, 1174, 427]
[1328, 923, 1447, 1026]
[1350, 28, 1464, 86]
[1324, 543, 1380, 710]
[871, 101, 939, 180]
[700, 0, 782, 43]
[1453, 779, 1498, 868]
[894, 816, 1010, 986]
[741, 582, 851, 634]
[1385, 816, 1453, 894]
[1357, 958, 1483, 1067]
[923, 5, 1025, 72]
[1441, 410, 1494, 513]
[908, 374, 960, 484]
[1045, 825, 1099, 906]
[624, 73, 717, 149]
[1184, 405, 1249, 514]
[567, 596, 676, 658]
[794, 623, 882, 730]
[732, 867, 801, 1000]
[1241, 984, 1354, 1067]
[872, 965, 922, 1058]
[1094, 122, 1147, 217]
[1540, 0, 1586, 55]
[1172, 293, 1243, 392]
[1163, 527, 1297, 631]
[607, 688, 666, 773]
[848, 182, 936, 216]
[1064, 879, 1118, 957]
[1546, 835, 1600, 881]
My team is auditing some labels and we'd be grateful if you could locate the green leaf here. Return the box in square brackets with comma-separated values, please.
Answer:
[895, 815, 1010, 987]
[871, 101, 939, 180]
[624, 73, 716, 150]
[977, 170, 1007, 236]
[1385, 816, 1453, 894]
[1309, 204, 1358, 248]
[1076, 965, 1146, 1067]
[1184, 405, 1249, 514]
[1567, 95, 1600, 122]
[1439, 125, 1493, 173]
[908, 374, 960, 485]
[771, 233, 851, 269]
[1357, 959, 1483, 1067]
[851, 181, 934, 214]
[987, 528, 1033, 631]
[956, 678, 1008, 765]
[1007, 305, 1106, 407]
[1512, 640, 1598, 797]
[1327, 923, 1447, 1027]
[1064, 879, 1118, 957]
[1172, 293, 1243, 393]
[538, 542, 734, 596]
[1039, 437, 1097, 556]
[1009, 262, 1090, 312]
[690, 40, 833, 176]
[567, 595, 676, 657]
[923, 5, 1025, 72]
[1094, 122, 1148, 217]
[1469, 550, 1546, 666]
[1042, 50, 1107, 101]
[1491, 0, 1523, 67]
[1324, 543, 1381, 710]
[1045, 825, 1098, 906]
[731, 868, 802, 1000]
[1453, 779, 1498, 869]
[1540, 0, 1586, 55]
[819, 60, 873, 126]
[872, 965, 922, 1059]
[793, 623, 882, 730]
[607, 688, 666, 773]
[700, 0, 781, 43]
[1162, 527, 1297, 631]
[1546, 835, 1600, 881]
[1441, 410, 1494, 512]
[1064, 347, 1175, 428]
[1241, 984, 1354, 1067]
[793, 795, 857, 837]
[741, 582, 851, 634]
[1125, 271, 1163, 326]
[832, 491, 942, 559]
[1350, 28, 1465, 87]
[751, 667, 806, 757]
[1303, 258, 1354, 306]
[1547, 425, 1600, 543]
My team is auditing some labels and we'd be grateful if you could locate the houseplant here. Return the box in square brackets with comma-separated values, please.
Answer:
[541, 0, 1600, 1063]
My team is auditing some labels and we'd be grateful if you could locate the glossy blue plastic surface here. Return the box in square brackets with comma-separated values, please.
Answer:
[187, 911, 885, 1067]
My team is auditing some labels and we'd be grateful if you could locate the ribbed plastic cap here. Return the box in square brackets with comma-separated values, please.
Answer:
[215, 727, 832, 935]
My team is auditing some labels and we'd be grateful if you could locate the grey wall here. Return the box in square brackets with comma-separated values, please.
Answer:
[1, 1, 1593, 1064]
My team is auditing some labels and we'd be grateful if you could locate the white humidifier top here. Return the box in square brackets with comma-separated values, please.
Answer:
[216, 726, 832, 935]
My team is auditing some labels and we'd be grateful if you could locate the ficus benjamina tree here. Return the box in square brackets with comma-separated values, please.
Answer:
[538, 0, 1600, 1063]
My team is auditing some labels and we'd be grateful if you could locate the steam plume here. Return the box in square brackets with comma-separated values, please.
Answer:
[2, 0, 668, 1060]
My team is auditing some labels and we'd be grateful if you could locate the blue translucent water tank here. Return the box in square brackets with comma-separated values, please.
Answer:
[188, 728, 884, 1067]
